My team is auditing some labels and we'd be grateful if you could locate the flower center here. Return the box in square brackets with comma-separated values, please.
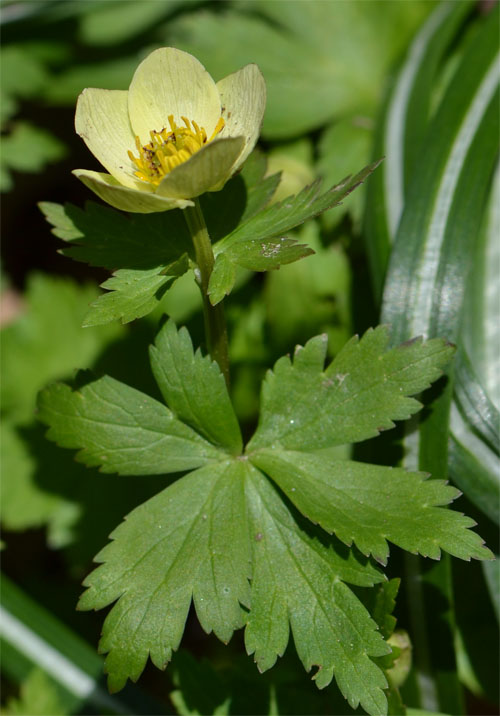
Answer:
[128, 114, 225, 186]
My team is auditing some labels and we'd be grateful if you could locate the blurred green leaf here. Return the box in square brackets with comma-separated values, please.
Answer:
[266, 138, 314, 204]
[264, 223, 351, 357]
[44, 57, 138, 105]
[0, 420, 79, 547]
[170, 1, 431, 138]
[382, 7, 499, 341]
[170, 652, 230, 716]
[375, 6, 499, 715]
[0, 574, 157, 714]
[461, 162, 499, 401]
[448, 406, 499, 526]
[2, 668, 68, 716]
[0, 274, 121, 422]
[78, 0, 181, 46]
[0, 45, 48, 122]
[1, 122, 65, 191]
[318, 116, 374, 228]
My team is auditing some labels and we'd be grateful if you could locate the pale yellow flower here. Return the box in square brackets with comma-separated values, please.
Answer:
[73, 48, 266, 213]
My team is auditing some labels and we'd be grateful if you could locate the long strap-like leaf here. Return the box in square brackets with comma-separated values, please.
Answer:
[366, 5, 499, 714]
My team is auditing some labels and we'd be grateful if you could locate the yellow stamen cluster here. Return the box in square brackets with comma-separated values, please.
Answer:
[128, 114, 225, 186]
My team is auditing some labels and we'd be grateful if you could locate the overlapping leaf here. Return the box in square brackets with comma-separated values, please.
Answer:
[37, 320, 492, 714]
[78, 460, 251, 693]
[250, 449, 490, 565]
[207, 163, 378, 304]
[39, 152, 282, 324]
[215, 163, 380, 255]
[38, 375, 220, 475]
[149, 320, 242, 454]
[244, 466, 389, 714]
[248, 325, 454, 452]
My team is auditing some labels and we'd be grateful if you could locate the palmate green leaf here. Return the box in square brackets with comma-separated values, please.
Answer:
[250, 450, 492, 565]
[244, 465, 389, 714]
[78, 459, 252, 693]
[37, 375, 220, 475]
[248, 325, 454, 452]
[150, 320, 242, 454]
[215, 162, 380, 256]
[367, 579, 400, 642]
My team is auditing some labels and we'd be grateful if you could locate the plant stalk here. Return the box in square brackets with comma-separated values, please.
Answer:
[183, 198, 230, 387]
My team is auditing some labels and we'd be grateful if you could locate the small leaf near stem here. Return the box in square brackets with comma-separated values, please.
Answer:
[183, 199, 230, 386]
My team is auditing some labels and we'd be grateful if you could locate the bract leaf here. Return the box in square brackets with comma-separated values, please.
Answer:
[216, 163, 380, 255]
[82, 269, 175, 326]
[207, 253, 236, 306]
[38, 200, 192, 271]
[37, 375, 221, 475]
[222, 237, 314, 273]
[78, 460, 252, 693]
[209, 237, 314, 307]
[248, 326, 454, 452]
[250, 449, 493, 565]
[149, 320, 242, 454]
[244, 465, 389, 714]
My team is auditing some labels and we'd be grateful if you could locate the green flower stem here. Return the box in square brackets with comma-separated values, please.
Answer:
[184, 198, 230, 386]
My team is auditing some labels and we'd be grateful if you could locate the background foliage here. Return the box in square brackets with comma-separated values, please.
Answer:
[1, 1, 498, 715]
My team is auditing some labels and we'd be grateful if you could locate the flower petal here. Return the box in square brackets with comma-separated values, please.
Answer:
[75, 89, 140, 189]
[128, 47, 221, 144]
[155, 136, 245, 199]
[73, 169, 193, 213]
[216, 64, 266, 175]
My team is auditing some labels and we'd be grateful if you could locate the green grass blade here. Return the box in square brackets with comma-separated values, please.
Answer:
[382, 9, 499, 339]
[0, 574, 163, 714]
[364, 0, 473, 299]
[376, 7, 499, 714]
